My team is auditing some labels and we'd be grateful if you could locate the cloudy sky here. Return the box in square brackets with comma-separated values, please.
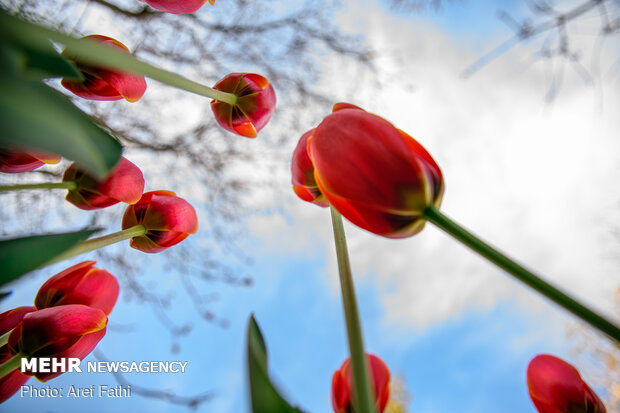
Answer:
[2, 0, 619, 412]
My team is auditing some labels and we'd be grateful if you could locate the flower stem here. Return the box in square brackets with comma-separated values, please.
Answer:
[0, 353, 23, 380]
[0, 330, 10, 348]
[0, 12, 238, 105]
[330, 207, 377, 413]
[0, 181, 76, 193]
[422, 205, 620, 343]
[44, 224, 147, 266]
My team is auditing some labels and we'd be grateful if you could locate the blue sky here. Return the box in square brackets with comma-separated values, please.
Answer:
[2, 0, 619, 412]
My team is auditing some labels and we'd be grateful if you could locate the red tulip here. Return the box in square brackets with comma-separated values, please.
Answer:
[0, 148, 61, 173]
[211, 73, 276, 138]
[7, 305, 107, 382]
[63, 156, 145, 210]
[527, 354, 606, 413]
[0, 307, 36, 403]
[61, 35, 147, 102]
[291, 128, 329, 207]
[35, 261, 119, 316]
[306, 103, 444, 239]
[141, 0, 214, 14]
[332, 353, 391, 413]
[122, 190, 199, 253]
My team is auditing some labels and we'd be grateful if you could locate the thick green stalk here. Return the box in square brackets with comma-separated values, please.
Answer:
[422, 205, 620, 343]
[0, 353, 23, 380]
[330, 207, 377, 413]
[45, 224, 147, 266]
[0, 12, 238, 105]
[0, 181, 76, 192]
[0, 330, 10, 348]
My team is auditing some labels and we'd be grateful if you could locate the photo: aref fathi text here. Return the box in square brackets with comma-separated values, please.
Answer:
[21, 384, 132, 398]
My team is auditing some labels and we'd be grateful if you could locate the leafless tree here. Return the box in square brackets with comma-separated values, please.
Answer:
[465, 0, 620, 101]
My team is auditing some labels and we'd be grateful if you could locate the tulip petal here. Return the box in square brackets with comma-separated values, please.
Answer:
[211, 73, 276, 138]
[35, 261, 119, 316]
[9, 305, 107, 357]
[34, 328, 106, 382]
[61, 35, 146, 102]
[141, 0, 208, 14]
[122, 191, 198, 253]
[0, 306, 37, 335]
[63, 156, 145, 210]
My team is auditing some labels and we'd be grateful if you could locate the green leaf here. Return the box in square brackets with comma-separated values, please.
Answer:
[0, 75, 122, 179]
[0, 37, 81, 80]
[247, 315, 305, 413]
[0, 229, 98, 286]
[0, 291, 12, 302]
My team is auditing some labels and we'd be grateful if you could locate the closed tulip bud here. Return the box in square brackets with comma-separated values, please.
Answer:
[211, 73, 276, 138]
[35, 261, 119, 316]
[291, 128, 329, 207]
[63, 156, 145, 210]
[141, 0, 214, 14]
[307, 103, 444, 238]
[61, 35, 147, 102]
[7, 305, 107, 382]
[122, 190, 199, 253]
[527, 354, 606, 413]
[0, 148, 61, 173]
[0, 307, 36, 403]
[332, 353, 391, 413]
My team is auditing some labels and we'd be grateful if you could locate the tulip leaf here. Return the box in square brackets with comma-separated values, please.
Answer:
[247, 315, 305, 413]
[0, 73, 122, 179]
[0, 291, 11, 302]
[0, 229, 98, 286]
[0, 36, 81, 80]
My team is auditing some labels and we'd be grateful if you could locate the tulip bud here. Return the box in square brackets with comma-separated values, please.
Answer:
[34, 261, 119, 316]
[62, 156, 145, 210]
[211, 73, 276, 138]
[61, 35, 147, 102]
[332, 353, 391, 413]
[291, 128, 329, 207]
[527, 354, 606, 413]
[7, 305, 107, 382]
[0, 148, 61, 173]
[141, 0, 214, 14]
[305, 103, 444, 238]
[0, 307, 36, 403]
[122, 190, 199, 253]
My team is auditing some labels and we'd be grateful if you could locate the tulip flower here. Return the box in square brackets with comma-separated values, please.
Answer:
[35, 261, 119, 315]
[6, 305, 107, 382]
[0, 307, 36, 403]
[332, 353, 391, 413]
[291, 128, 329, 207]
[141, 0, 214, 14]
[304, 103, 444, 239]
[62, 156, 145, 210]
[211, 73, 276, 138]
[527, 354, 606, 413]
[61, 35, 147, 102]
[0, 148, 61, 173]
[122, 190, 199, 253]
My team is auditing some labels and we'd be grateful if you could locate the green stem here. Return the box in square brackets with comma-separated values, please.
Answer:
[330, 207, 377, 413]
[0, 330, 10, 348]
[0, 353, 23, 380]
[0, 12, 238, 105]
[0, 181, 76, 192]
[422, 205, 620, 343]
[45, 224, 147, 266]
